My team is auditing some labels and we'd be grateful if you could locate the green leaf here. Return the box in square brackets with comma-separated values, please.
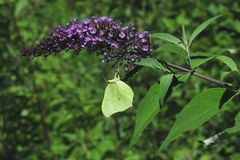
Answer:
[189, 15, 222, 46]
[226, 112, 240, 134]
[160, 88, 235, 151]
[159, 74, 174, 106]
[220, 71, 240, 86]
[191, 56, 213, 69]
[175, 73, 190, 84]
[152, 33, 182, 45]
[135, 57, 167, 71]
[190, 55, 239, 71]
[155, 44, 187, 59]
[130, 74, 173, 146]
[220, 72, 230, 81]
[216, 55, 239, 72]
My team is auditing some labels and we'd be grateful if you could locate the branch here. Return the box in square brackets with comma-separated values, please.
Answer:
[164, 62, 230, 87]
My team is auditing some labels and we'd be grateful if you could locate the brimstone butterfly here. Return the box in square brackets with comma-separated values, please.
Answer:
[101, 74, 134, 117]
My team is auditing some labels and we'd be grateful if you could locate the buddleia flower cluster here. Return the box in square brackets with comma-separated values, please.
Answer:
[21, 16, 152, 71]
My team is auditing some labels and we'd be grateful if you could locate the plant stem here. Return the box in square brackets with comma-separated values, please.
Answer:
[164, 62, 230, 87]
[181, 25, 193, 69]
[186, 46, 193, 70]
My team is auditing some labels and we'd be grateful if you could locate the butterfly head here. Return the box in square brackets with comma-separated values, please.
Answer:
[108, 73, 120, 83]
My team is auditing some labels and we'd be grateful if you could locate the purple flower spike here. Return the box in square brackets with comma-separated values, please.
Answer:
[21, 16, 152, 72]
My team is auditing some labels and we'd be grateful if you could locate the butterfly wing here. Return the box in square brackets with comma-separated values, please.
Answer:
[102, 84, 117, 117]
[115, 80, 134, 110]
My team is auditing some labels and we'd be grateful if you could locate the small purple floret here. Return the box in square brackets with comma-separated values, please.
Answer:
[119, 31, 125, 39]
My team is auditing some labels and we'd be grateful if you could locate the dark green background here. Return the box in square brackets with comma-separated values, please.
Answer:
[1, 0, 240, 159]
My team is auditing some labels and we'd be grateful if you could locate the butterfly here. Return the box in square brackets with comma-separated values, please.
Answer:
[101, 74, 134, 117]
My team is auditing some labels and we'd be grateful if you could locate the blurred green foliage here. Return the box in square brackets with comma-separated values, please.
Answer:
[0, 0, 240, 159]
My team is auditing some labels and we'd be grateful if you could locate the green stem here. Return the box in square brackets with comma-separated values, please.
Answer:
[186, 46, 193, 69]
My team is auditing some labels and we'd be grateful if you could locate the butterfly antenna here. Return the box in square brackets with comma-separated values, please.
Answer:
[103, 75, 108, 83]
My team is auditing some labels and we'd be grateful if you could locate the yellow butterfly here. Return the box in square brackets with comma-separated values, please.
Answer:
[101, 74, 134, 117]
